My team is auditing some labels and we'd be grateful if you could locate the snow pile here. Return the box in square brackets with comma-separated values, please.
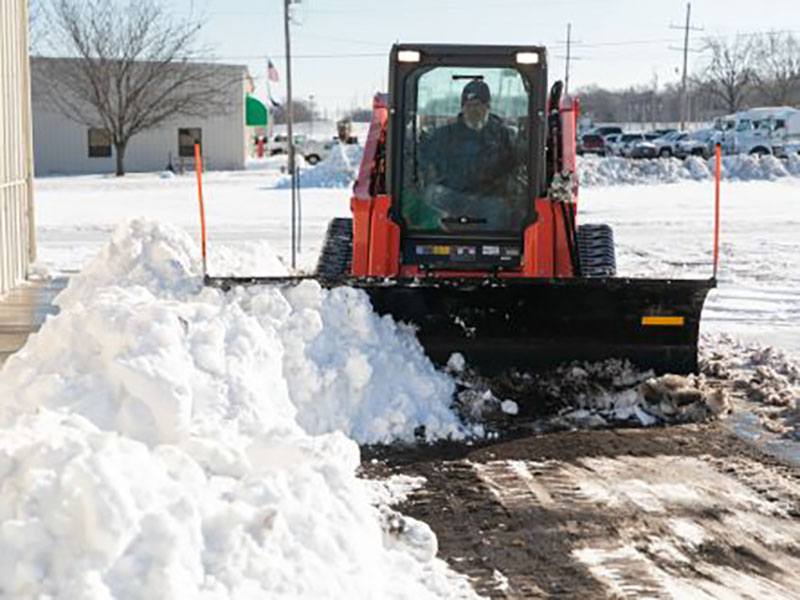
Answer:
[702, 335, 800, 437]
[268, 144, 799, 189]
[244, 282, 464, 443]
[207, 240, 290, 277]
[578, 154, 800, 187]
[276, 143, 363, 189]
[545, 362, 730, 427]
[0, 219, 475, 599]
[579, 156, 694, 187]
[452, 358, 730, 430]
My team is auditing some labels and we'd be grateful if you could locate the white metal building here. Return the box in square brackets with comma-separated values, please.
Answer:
[31, 58, 249, 175]
[0, 0, 36, 294]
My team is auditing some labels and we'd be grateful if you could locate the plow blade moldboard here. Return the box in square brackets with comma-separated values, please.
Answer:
[358, 277, 715, 375]
[206, 276, 714, 375]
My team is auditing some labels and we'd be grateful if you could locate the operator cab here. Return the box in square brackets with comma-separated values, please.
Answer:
[389, 44, 547, 270]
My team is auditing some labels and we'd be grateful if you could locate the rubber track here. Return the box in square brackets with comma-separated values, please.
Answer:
[316, 218, 353, 279]
[577, 223, 616, 277]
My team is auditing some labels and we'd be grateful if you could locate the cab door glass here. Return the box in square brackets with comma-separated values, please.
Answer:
[401, 66, 530, 234]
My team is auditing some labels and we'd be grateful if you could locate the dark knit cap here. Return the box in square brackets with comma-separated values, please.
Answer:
[461, 80, 491, 105]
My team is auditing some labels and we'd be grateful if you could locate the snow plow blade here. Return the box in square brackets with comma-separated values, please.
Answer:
[206, 275, 714, 375]
[360, 277, 714, 374]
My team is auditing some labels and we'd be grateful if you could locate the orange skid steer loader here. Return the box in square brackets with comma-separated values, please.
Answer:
[208, 44, 716, 374]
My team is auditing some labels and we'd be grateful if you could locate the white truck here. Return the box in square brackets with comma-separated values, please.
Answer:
[713, 107, 800, 157]
[270, 133, 334, 164]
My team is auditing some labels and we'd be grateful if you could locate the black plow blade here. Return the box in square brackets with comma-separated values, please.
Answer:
[359, 277, 715, 375]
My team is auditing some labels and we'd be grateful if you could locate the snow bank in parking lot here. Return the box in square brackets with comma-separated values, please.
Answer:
[0, 220, 475, 599]
[272, 149, 800, 190]
[276, 143, 364, 189]
[579, 154, 800, 187]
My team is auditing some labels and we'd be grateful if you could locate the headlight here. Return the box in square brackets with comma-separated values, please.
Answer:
[516, 52, 540, 64]
[397, 50, 420, 63]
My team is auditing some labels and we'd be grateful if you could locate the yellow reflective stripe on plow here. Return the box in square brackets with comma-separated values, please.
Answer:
[641, 316, 685, 327]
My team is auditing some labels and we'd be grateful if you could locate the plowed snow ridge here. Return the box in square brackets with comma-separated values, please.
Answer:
[0, 220, 477, 599]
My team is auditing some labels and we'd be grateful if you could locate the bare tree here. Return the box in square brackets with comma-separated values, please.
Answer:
[37, 0, 236, 176]
[270, 100, 318, 125]
[751, 31, 800, 105]
[697, 35, 754, 114]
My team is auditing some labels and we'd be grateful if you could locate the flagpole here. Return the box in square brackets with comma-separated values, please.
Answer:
[283, 0, 297, 270]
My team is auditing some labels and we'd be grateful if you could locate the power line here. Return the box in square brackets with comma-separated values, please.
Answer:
[552, 37, 681, 49]
[189, 52, 386, 61]
[189, 26, 800, 65]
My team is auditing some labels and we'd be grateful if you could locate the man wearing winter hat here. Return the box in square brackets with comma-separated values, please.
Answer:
[418, 79, 517, 230]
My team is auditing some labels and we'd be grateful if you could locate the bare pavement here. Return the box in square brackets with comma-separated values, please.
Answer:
[364, 424, 800, 598]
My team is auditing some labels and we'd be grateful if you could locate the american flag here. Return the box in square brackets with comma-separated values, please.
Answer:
[267, 59, 279, 83]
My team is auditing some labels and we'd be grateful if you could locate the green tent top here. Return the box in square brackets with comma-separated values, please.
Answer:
[246, 95, 268, 127]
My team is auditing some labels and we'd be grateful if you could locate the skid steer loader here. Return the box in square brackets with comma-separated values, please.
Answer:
[208, 44, 715, 374]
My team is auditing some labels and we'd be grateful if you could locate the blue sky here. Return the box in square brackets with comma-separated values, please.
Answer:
[174, 0, 800, 116]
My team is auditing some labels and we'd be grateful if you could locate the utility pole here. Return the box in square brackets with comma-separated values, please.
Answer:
[565, 23, 572, 94]
[669, 3, 703, 129]
[679, 4, 690, 129]
[308, 94, 315, 138]
[556, 24, 581, 94]
[283, 0, 297, 268]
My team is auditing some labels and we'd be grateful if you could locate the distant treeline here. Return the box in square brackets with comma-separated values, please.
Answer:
[577, 31, 800, 124]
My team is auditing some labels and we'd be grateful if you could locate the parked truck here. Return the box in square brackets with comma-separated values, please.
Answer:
[713, 107, 800, 157]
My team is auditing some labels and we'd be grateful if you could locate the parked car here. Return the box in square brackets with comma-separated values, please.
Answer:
[773, 140, 800, 158]
[270, 134, 332, 164]
[270, 133, 306, 156]
[652, 131, 689, 157]
[603, 133, 622, 155]
[591, 125, 623, 137]
[629, 141, 658, 159]
[617, 133, 646, 157]
[577, 133, 606, 156]
[675, 129, 714, 159]
[650, 128, 678, 138]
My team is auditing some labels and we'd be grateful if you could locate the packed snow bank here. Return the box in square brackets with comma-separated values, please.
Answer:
[245, 282, 464, 442]
[0, 220, 475, 599]
[275, 143, 363, 189]
[579, 154, 800, 187]
[274, 150, 800, 190]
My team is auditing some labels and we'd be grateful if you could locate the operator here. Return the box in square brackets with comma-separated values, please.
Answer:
[419, 79, 517, 229]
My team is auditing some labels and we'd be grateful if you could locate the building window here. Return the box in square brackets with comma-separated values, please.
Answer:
[88, 128, 112, 158]
[179, 128, 202, 157]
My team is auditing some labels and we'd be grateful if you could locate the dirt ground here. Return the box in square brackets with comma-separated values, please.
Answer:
[362, 423, 800, 598]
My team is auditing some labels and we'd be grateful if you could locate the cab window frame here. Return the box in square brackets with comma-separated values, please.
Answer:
[397, 63, 535, 237]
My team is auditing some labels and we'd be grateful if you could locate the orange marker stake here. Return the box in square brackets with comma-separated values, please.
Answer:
[713, 143, 721, 279]
[194, 143, 207, 278]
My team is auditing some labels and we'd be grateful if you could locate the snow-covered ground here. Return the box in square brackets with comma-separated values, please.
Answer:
[3, 155, 798, 597]
[581, 179, 800, 353]
[34, 156, 800, 352]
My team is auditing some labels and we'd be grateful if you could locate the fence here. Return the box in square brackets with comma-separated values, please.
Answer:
[0, 0, 35, 295]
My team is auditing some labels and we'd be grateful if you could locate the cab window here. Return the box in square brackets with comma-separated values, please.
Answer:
[401, 66, 530, 234]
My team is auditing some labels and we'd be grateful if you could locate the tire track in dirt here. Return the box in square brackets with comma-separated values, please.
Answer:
[364, 424, 800, 598]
